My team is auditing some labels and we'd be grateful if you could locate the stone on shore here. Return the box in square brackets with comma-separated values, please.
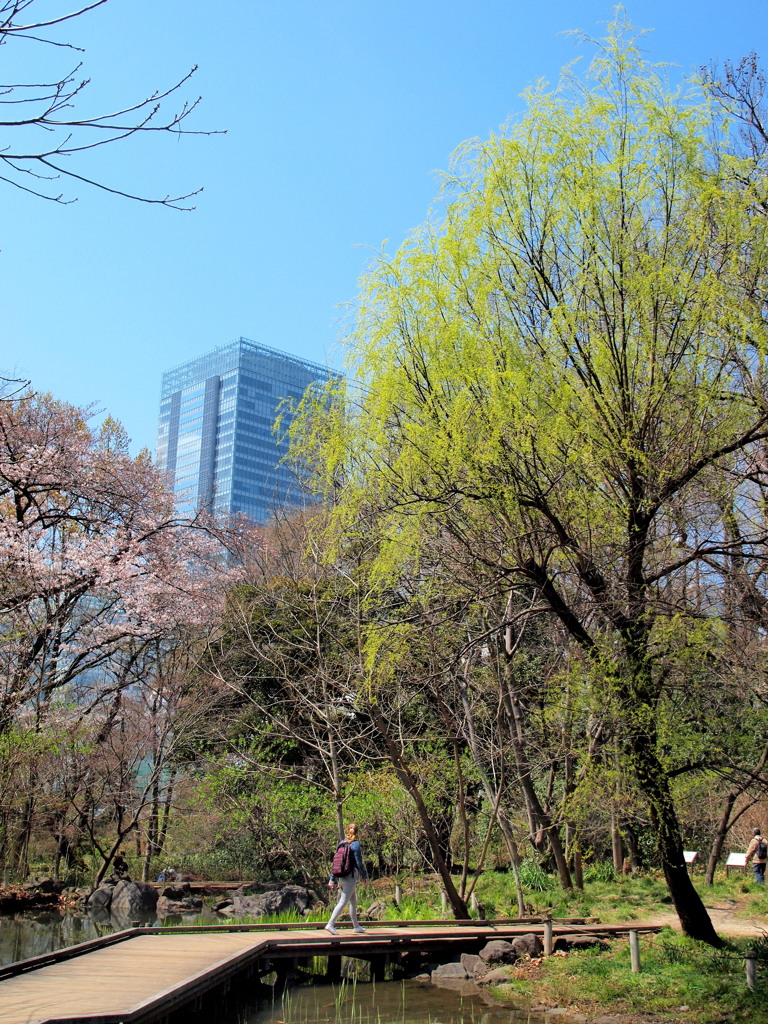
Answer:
[512, 932, 543, 958]
[362, 899, 389, 920]
[217, 884, 316, 918]
[478, 939, 517, 964]
[555, 933, 609, 952]
[431, 962, 468, 981]
[477, 966, 515, 985]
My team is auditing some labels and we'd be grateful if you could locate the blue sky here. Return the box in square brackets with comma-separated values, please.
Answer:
[2, 0, 766, 454]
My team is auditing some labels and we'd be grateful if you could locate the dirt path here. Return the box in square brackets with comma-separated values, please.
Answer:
[633, 900, 766, 937]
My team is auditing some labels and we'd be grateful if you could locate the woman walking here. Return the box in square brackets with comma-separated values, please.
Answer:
[325, 823, 368, 935]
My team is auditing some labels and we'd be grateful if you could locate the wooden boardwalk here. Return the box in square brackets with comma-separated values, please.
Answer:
[0, 919, 660, 1024]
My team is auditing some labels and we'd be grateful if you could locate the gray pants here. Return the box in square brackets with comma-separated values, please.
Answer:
[328, 875, 359, 928]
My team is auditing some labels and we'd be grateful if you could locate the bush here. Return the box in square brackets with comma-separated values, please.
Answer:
[518, 860, 557, 892]
[584, 860, 616, 884]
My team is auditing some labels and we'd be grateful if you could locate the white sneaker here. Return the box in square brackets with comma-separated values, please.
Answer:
[353, 926, 366, 934]
[324, 924, 338, 935]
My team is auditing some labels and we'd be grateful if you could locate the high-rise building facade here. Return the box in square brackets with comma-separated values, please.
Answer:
[157, 338, 336, 523]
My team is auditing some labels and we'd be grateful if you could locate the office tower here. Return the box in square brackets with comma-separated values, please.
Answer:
[157, 337, 336, 523]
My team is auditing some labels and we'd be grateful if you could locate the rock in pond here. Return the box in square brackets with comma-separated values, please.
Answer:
[431, 962, 468, 982]
[110, 879, 158, 916]
[86, 883, 115, 910]
[223, 884, 317, 918]
[460, 952, 484, 976]
[156, 894, 203, 916]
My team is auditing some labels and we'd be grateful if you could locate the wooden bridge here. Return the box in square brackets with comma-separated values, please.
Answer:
[0, 918, 660, 1024]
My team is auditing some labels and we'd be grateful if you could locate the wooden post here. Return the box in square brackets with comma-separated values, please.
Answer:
[746, 950, 757, 992]
[441, 890, 448, 916]
[370, 954, 387, 982]
[394, 883, 402, 906]
[326, 955, 342, 983]
[470, 893, 479, 916]
[629, 930, 641, 973]
[544, 918, 553, 956]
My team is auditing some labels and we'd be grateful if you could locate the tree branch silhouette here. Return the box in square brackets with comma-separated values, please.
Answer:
[0, 0, 222, 208]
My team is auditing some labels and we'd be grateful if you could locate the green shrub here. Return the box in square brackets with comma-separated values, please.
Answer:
[518, 860, 556, 892]
[584, 860, 616, 884]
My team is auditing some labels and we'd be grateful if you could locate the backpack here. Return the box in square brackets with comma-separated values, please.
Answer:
[757, 837, 767, 860]
[331, 840, 355, 878]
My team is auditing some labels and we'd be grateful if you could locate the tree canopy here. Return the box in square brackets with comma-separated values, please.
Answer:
[292, 19, 768, 944]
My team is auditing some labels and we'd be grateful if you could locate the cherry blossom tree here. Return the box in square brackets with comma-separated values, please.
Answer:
[0, 391, 234, 734]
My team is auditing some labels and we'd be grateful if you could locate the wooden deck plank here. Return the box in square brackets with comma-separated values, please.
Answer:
[0, 932, 273, 1024]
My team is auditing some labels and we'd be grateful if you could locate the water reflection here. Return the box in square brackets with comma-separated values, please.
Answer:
[0, 908, 214, 967]
[245, 979, 537, 1024]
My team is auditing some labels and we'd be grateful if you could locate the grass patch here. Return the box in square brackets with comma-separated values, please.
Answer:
[471, 865, 673, 922]
[493, 929, 768, 1023]
[467, 866, 768, 927]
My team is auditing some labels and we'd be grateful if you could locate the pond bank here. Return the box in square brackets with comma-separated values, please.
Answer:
[0, 883, 77, 914]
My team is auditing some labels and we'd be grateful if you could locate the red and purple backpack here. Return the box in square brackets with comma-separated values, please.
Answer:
[331, 840, 355, 877]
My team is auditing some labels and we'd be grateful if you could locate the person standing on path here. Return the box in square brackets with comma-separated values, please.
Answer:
[746, 827, 767, 884]
[325, 823, 368, 935]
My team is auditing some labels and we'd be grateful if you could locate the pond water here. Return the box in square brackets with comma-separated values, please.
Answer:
[0, 908, 213, 966]
[242, 979, 539, 1024]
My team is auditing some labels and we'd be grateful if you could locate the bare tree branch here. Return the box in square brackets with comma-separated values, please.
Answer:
[0, 0, 222, 207]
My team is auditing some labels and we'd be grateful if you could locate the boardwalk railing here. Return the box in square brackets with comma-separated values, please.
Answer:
[0, 915, 603, 981]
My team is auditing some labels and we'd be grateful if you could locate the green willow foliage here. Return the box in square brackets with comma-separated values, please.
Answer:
[294, 20, 768, 670]
[291, 18, 768, 943]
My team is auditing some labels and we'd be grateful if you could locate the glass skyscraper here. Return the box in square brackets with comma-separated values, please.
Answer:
[157, 338, 336, 523]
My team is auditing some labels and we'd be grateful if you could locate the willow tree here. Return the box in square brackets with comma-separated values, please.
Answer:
[292, 22, 768, 945]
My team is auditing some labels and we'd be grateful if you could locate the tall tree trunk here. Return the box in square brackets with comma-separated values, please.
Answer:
[13, 794, 34, 880]
[457, 673, 525, 914]
[142, 778, 160, 882]
[572, 841, 584, 889]
[622, 820, 642, 872]
[156, 769, 177, 861]
[369, 705, 470, 919]
[497, 808, 526, 916]
[629, 729, 721, 946]
[324, 681, 346, 843]
[563, 754, 584, 890]
[500, 661, 572, 889]
[611, 809, 623, 874]
[450, 738, 471, 899]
